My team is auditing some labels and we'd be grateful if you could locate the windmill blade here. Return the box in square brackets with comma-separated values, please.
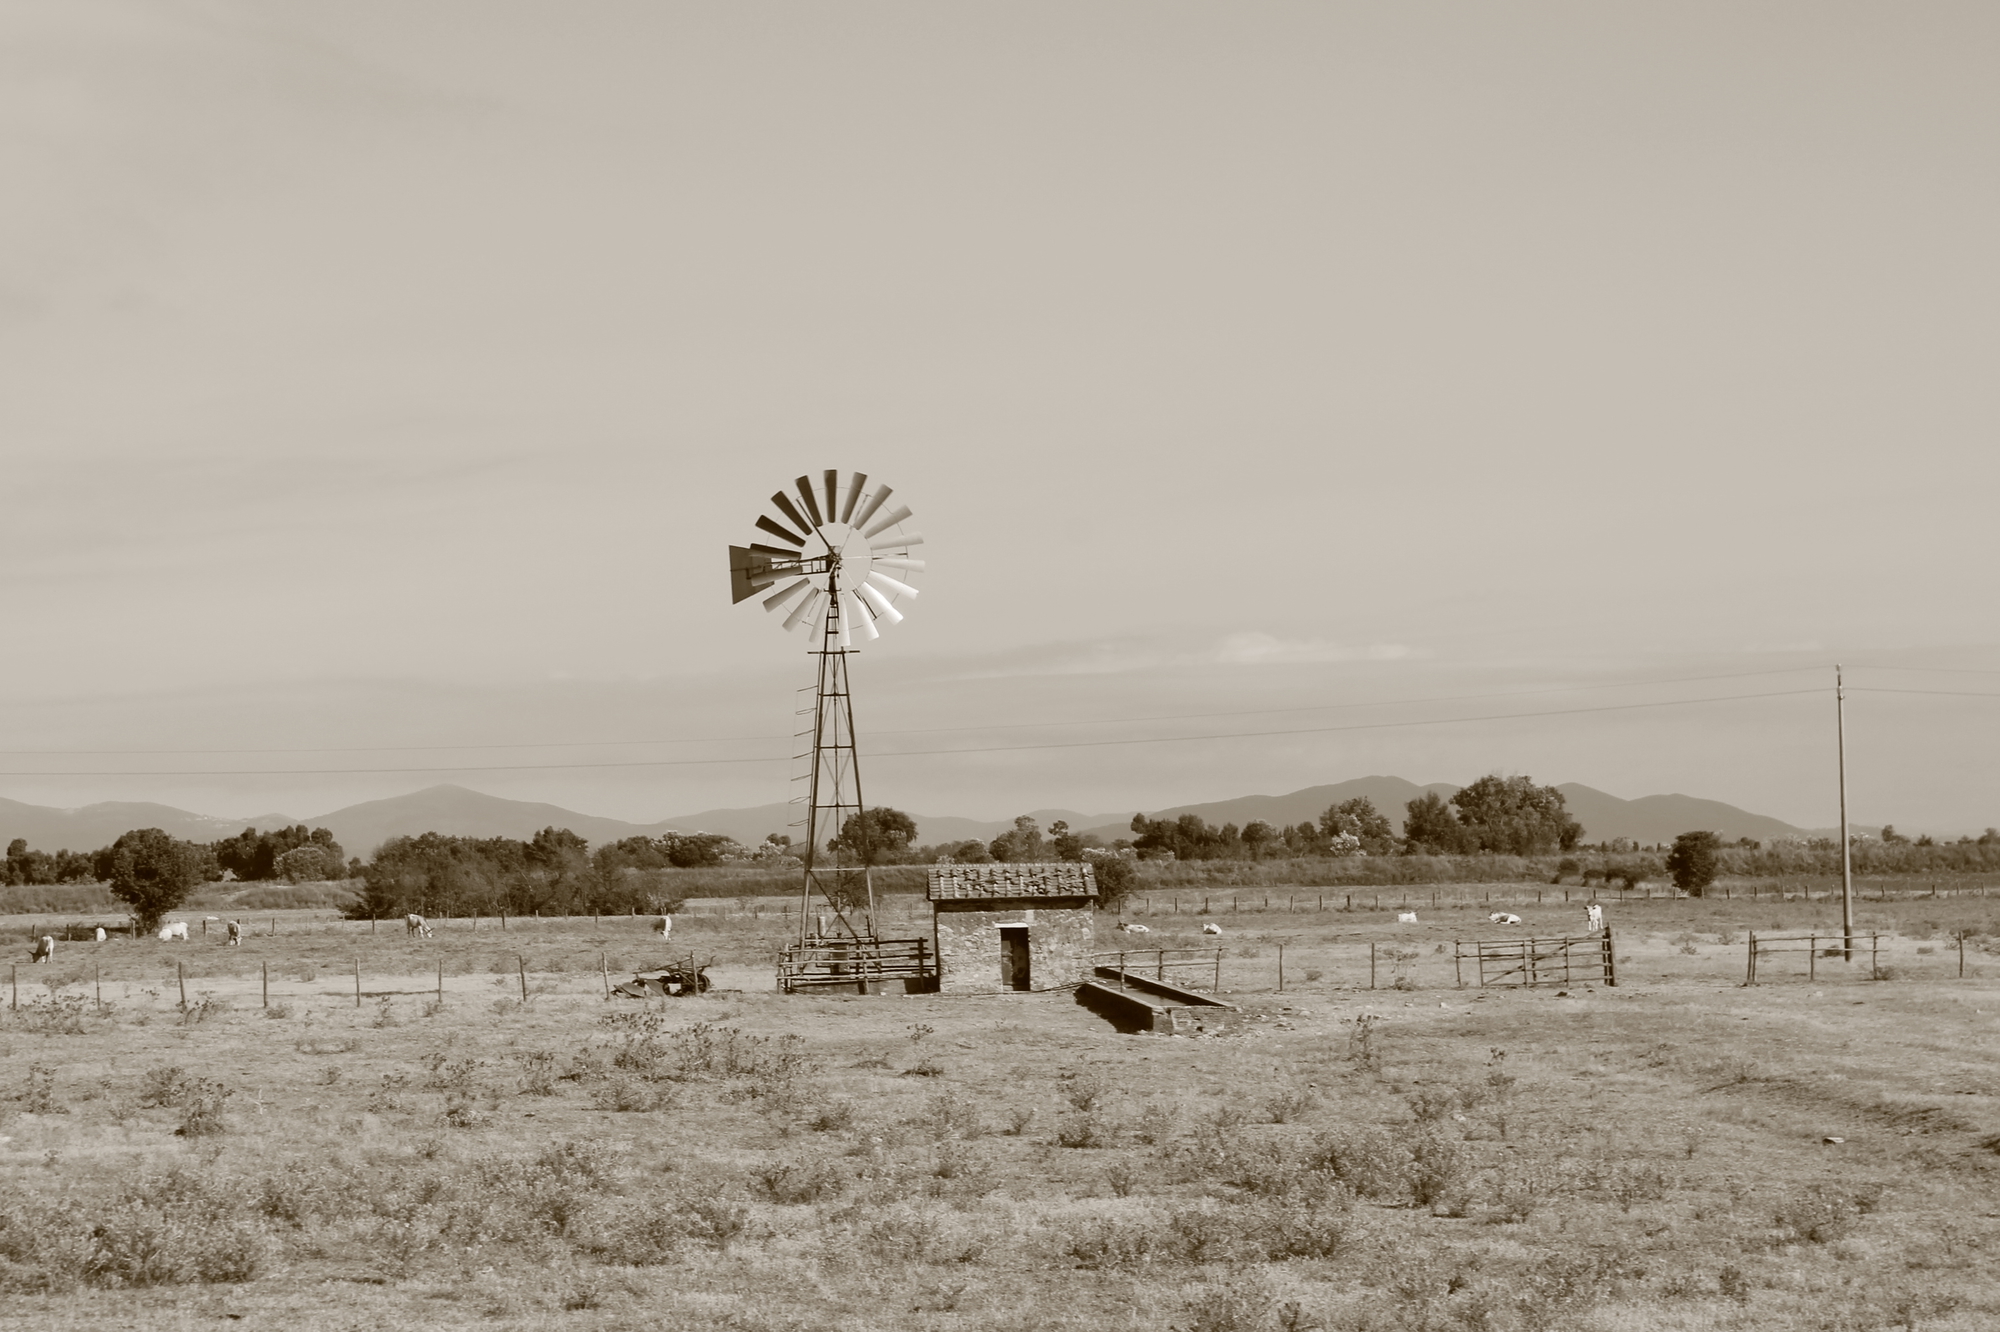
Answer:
[794, 477, 824, 528]
[847, 592, 880, 640]
[728, 545, 786, 603]
[823, 469, 840, 521]
[756, 515, 806, 547]
[836, 594, 855, 648]
[749, 541, 805, 559]
[861, 504, 914, 539]
[849, 484, 892, 532]
[771, 491, 813, 536]
[866, 569, 920, 600]
[840, 472, 865, 523]
[872, 556, 926, 573]
[858, 581, 905, 625]
[762, 578, 812, 613]
[782, 588, 824, 633]
[869, 531, 923, 550]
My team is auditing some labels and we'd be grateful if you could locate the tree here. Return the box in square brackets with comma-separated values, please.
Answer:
[1448, 776, 1582, 855]
[1665, 830, 1721, 896]
[989, 815, 1047, 863]
[273, 844, 344, 883]
[1086, 853, 1137, 908]
[106, 828, 203, 932]
[831, 807, 919, 865]
[1403, 792, 1473, 855]
[1049, 820, 1085, 862]
[1319, 798, 1396, 855]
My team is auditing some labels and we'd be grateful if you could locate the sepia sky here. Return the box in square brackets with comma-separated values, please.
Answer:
[2, 1, 1997, 835]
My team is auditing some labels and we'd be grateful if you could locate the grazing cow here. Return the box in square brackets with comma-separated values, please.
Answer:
[1585, 904, 1605, 933]
[225, 920, 242, 947]
[655, 915, 673, 939]
[1397, 911, 1419, 924]
[405, 913, 432, 939]
[1117, 922, 1151, 934]
[1202, 922, 1223, 936]
[157, 922, 189, 942]
[29, 936, 53, 964]
[1489, 912, 1522, 926]
[94, 927, 106, 943]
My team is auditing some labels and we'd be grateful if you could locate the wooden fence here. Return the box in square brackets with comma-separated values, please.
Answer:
[1454, 930, 1617, 988]
[776, 936, 935, 993]
[1744, 931, 1883, 984]
[1092, 948, 1223, 992]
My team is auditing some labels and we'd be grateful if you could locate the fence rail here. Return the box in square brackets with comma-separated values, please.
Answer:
[1091, 948, 1223, 992]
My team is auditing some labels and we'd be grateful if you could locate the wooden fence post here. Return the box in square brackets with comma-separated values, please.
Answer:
[354, 959, 361, 1008]
[178, 961, 187, 1012]
[95, 965, 101, 1011]
[1213, 948, 1221, 992]
[1370, 942, 1376, 989]
[1809, 935, 1816, 983]
[518, 956, 528, 1003]
[1277, 944, 1284, 993]
[261, 961, 268, 1008]
[601, 952, 610, 998]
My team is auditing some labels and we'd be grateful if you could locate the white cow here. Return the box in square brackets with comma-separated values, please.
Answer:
[157, 922, 189, 942]
[655, 915, 673, 939]
[1397, 912, 1419, 925]
[1585, 904, 1605, 933]
[29, 936, 53, 964]
[94, 927, 106, 943]
[1489, 912, 1522, 926]
[1202, 922, 1224, 936]
[405, 913, 432, 939]
[1118, 922, 1151, 934]
[224, 920, 243, 947]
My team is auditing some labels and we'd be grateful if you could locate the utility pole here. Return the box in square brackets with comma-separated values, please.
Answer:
[1837, 665, 1855, 962]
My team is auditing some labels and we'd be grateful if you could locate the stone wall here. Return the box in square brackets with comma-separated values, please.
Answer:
[933, 897, 1094, 994]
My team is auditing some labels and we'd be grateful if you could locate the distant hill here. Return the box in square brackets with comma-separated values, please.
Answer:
[1077, 777, 1818, 847]
[1074, 777, 1458, 844]
[0, 797, 252, 853]
[1554, 785, 1816, 845]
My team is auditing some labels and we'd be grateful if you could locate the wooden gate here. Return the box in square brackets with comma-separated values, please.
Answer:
[1455, 930, 1617, 988]
[777, 936, 936, 993]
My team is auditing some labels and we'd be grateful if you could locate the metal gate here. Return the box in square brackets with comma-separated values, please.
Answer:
[1455, 930, 1617, 988]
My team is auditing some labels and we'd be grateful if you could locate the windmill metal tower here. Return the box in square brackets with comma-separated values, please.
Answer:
[728, 471, 933, 990]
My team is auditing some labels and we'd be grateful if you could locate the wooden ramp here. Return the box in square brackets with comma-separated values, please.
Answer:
[1075, 963, 1240, 1034]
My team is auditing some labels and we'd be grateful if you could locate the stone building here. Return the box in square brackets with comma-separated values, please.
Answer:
[926, 863, 1098, 994]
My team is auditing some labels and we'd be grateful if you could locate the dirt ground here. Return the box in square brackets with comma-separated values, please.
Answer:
[1, 889, 1996, 1331]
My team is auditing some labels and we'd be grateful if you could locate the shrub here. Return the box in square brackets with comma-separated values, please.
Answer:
[1774, 1184, 1882, 1244]
[1308, 1125, 1410, 1200]
[753, 1155, 846, 1204]
[174, 1080, 232, 1138]
[1056, 1111, 1110, 1148]
[1407, 1129, 1472, 1214]
[1266, 1089, 1316, 1124]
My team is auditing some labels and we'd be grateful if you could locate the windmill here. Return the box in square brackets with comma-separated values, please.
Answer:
[728, 471, 929, 989]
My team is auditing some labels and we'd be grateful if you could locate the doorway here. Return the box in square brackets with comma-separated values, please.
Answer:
[999, 926, 1031, 991]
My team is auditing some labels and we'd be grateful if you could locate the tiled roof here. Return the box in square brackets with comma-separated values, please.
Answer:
[926, 862, 1099, 900]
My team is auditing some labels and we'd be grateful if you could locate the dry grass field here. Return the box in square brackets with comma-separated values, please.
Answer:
[2, 887, 1998, 1332]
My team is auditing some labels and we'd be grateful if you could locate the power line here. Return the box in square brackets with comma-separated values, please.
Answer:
[1848, 686, 2000, 699]
[0, 686, 1822, 776]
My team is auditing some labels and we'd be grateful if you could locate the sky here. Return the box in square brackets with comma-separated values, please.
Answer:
[2, 1, 1997, 836]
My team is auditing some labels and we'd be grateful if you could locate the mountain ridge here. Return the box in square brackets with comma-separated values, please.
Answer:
[0, 780, 1855, 858]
